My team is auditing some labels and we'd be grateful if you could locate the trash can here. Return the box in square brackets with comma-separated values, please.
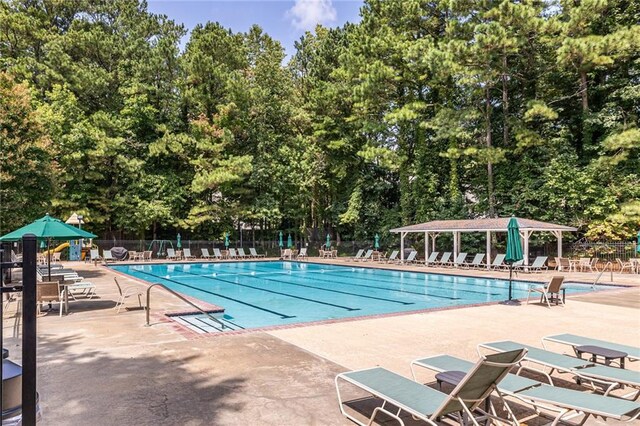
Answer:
[2, 359, 42, 424]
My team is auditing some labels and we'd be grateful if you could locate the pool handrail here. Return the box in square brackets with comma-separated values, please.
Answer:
[145, 282, 228, 329]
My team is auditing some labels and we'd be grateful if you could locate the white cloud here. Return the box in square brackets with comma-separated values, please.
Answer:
[287, 0, 337, 30]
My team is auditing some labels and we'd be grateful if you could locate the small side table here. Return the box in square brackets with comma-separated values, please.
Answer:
[575, 345, 627, 369]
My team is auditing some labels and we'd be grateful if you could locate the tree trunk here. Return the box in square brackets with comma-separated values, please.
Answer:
[580, 71, 588, 112]
[485, 86, 495, 217]
[502, 53, 509, 146]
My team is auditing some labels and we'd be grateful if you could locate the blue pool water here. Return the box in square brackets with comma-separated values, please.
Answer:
[112, 261, 602, 330]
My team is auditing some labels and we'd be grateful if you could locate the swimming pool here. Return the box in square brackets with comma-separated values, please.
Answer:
[112, 261, 601, 331]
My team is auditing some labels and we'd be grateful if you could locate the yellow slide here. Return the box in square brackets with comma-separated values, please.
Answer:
[42, 242, 70, 255]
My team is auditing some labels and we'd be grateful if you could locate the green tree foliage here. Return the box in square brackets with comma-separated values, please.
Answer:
[1, 0, 638, 242]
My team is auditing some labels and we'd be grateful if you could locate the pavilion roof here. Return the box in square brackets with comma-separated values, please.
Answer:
[389, 217, 577, 233]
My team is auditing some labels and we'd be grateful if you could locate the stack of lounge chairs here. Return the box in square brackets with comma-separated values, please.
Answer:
[337, 334, 640, 426]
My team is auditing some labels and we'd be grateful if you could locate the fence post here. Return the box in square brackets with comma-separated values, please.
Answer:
[21, 234, 38, 425]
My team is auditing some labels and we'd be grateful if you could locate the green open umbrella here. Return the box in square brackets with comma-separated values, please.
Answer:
[278, 231, 283, 248]
[176, 233, 182, 249]
[505, 217, 524, 302]
[0, 214, 97, 280]
[224, 232, 230, 248]
[287, 234, 293, 248]
[374, 233, 380, 250]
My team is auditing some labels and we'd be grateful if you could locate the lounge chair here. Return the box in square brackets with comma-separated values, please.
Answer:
[182, 248, 195, 260]
[412, 354, 640, 426]
[103, 250, 116, 263]
[516, 256, 548, 273]
[237, 248, 249, 258]
[228, 248, 238, 260]
[349, 249, 364, 261]
[526, 276, 564, 308]
[336, 348, 526, 426]
[489, 253, 506, 270]
[201, 248, 213, 259]
[281, 249, 292, 260]
[357, 249, 373, 262]
[434, 251, 451, 267]
[402, 250, 418, 264]
[542, 333, 640, 363]
[66, 281, 97, 300]
[297, 247, 307, 260]
[167, 248, 180, 260]
[384, 250, 398, 263]
[452, 252, 468, 268]
[249, 248, 265, 258]
[89, 249, 102, 262]
[464, 253, 485, 269]
[213, 248, 223, 260]
[113, 277, 143, 313]
[479, 340, 640, 401]
[617, 258, 634, 273]
[424, 251, 439, 265]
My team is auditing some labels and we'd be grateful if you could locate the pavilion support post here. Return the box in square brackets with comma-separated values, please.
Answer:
[424, 232, 429, 265]
[432, 233, 438, 252]
[556, 231, 563, 258]
[400, 232, 406, 263]
[521, 230, 531, 266]
[453, 231, 458, 258]
[486, 231, 491, 269]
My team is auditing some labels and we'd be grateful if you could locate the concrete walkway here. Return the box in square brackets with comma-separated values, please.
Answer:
[2, 259, 639, 425]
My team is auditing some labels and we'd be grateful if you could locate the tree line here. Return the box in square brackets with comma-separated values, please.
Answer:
[1, 0, 638, 245]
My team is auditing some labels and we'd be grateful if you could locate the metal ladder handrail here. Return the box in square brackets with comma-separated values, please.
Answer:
[592, 261, 614, 289]
[145, 282, 227, 329]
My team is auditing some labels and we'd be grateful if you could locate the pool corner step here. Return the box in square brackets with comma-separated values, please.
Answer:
[172, 314, 243, 334]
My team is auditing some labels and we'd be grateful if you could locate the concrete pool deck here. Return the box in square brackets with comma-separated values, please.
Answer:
[2, 259, 639, 425]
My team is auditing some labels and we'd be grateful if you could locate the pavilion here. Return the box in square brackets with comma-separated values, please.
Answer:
[389, 217, 577, 268]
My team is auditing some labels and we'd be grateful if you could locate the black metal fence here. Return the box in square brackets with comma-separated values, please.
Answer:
[566, 240, 639, 262]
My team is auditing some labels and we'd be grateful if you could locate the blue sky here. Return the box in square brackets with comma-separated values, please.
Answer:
[147, 0, 364, 57]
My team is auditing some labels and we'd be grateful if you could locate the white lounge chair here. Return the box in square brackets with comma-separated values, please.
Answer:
[384, 250, 398, 263]
[464, 253, 485, 268]
[103, 250, 116, 264]
[425, 251, 439, 265]
[249, 248, 265, 258]
[182, 248, 195, 260]
[527, 276, 565, 308]
[166, 248, 177, 261]
[452, 252, 468, 268]
[201, 248, 213, 259]
[113, 277, 143, 313]
[297, 247, 307, 260]
[213, 248, 223, 259]
[237, 248, 249, 258]
[349, 249, 364, 261]
[402, 250, 418, 264]
[228, 248, 238, 260]
[281, 249, 292, 260]
[516, 256, 548, 273]
[489, 253, 506, 270]
[89, 249, 102, 262]
[357, 249, 373, 262]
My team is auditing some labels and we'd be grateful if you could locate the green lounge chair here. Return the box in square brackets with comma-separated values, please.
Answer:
[434, 252, 451, 267]
[335, 349, 526, 426]
[480, 340, 640, 400]
[403, 250, 418, 264]
[425, 251, 439, 265]
[384, 250, 398, 263]
[166, 248, 177, 260]
[463, 253, 485, 269]
[542, 333, 640, 363]
[452, 252, 468, 268]
[489, 253, 505, 270]
[249, 248, 265, 258]
[515, 255, 548, 273]
[412, 354, 640, 425]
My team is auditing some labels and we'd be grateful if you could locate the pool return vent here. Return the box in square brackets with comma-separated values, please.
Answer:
[145, 283, 241, 333]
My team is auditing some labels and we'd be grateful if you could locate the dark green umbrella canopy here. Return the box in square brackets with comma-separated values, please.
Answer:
[505, 217, 523, 264]
[0, 214, 97, 241]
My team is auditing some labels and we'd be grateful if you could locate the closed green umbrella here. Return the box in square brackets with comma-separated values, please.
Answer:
[505, 217, 524, 302]
[287, 234, 292, 248]
[637, 230, 640, 254]
[326, 233, 331, 249]
[176, 233, 182, 249]
[0, 213, 97, 280]
[278, 231, 283, 248]
[374, 233, 380, 250]
[224, 232, 230, 248]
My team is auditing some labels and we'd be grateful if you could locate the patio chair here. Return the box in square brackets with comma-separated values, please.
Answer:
[336, 348, 526, 426]
[102, 250, 116, 264]
[489, 253, 505, 270]
[36, 281, 64, 316]
[479, 340, 640, 401]
[526, 276, 565, 308]
[249, 248, 265, 258]
[412, 354, 640, 426]
[578, 257, 595, 272]
[384, 250, 398, 263]
[452, 252, 468, 268]
[166, 248, 177, 260]
[617, 258, 634, 273]
[554, 256, 571, 271]
[113, 277, 143, 313]
[143, 250, 153, 261]
[237, 248, 249, 258]
[213, 248, 223, 260]
[52, 252, 62, 263]
[357, 249, 373, 262]
[201, 248, 213, 259]
[182, 248, 195, 260]
[516, 256, 548, 273]
[297, 247, 308, 260]
[281, 249, 292, 260]
[349, 249, 364, 261]
[228, 248, 238, 259]
[542, 333, 640, 363]
[434, 251, 451, 267]
[425, 251, 439, 265]
[464, 253, 485, 269]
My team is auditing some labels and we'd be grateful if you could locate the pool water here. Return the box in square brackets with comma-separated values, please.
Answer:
[112, 261, 602, 330]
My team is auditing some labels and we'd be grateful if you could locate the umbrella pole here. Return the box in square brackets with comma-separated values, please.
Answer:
[47, 238, 51, 281]
[508, 265, 513, 301]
